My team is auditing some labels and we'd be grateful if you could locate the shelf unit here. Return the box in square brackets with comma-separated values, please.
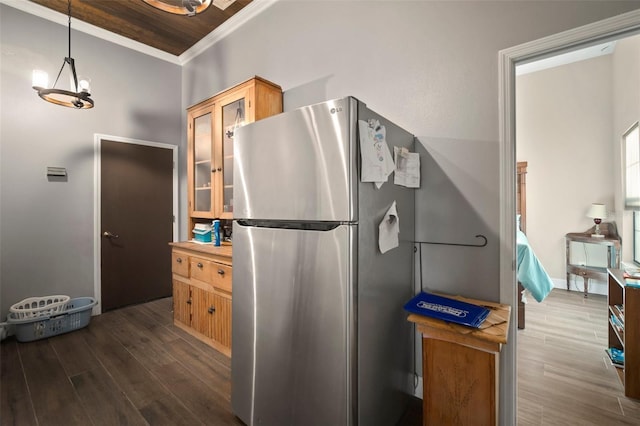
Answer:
[186, 76, 282, 233]
[607, 268, 640, 399]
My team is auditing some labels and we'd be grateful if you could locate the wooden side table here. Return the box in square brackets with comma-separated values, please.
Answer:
[566, 223, 621, 297]
[407, 296, 510, 426]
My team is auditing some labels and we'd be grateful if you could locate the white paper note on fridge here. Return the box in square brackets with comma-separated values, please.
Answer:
[394, 146, 420, 188]
[379, 201, 400, 254]
[359, 119, 394, 187]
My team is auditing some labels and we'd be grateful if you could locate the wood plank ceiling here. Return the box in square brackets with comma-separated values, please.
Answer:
[30, 0, 252, 56]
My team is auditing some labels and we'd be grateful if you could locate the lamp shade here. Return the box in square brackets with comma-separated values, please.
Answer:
[587, 203, 608, 219]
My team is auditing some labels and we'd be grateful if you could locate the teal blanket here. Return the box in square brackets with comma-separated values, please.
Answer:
[517, 230, 553, 302]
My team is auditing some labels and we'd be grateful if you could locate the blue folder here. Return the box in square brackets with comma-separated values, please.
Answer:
[404, 292, 491, 328]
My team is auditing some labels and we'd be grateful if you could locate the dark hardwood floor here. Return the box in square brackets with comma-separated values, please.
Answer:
[1, 298, 241, 426]
[0, 297, 420, 426]
[3, 289, 639, 425]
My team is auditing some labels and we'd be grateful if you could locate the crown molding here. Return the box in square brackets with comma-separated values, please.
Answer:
[178, 0, 278, 65]
[0, 0, 181, 64]
[0, 0, 278, 66]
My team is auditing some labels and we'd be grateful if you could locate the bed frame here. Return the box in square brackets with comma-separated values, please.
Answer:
[516, 161, 527, 329]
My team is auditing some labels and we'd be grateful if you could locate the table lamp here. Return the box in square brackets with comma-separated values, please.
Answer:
[587, 203, 607, 238]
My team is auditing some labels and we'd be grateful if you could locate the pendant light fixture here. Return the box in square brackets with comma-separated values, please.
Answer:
[32, 0, 94, 109]
[141, 0, 212, 17]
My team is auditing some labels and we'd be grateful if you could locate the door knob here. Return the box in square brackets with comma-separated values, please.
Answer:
[103, 231, 119, 239]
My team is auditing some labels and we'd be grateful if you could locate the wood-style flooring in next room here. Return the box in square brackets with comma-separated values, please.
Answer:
[518, 289, 640, 425]
[2, 290, 640, 425]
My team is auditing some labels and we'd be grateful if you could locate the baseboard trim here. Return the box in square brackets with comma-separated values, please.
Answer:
[551, 277, 607, 296]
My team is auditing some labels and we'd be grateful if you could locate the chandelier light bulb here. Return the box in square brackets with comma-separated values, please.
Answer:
[78, 78, 91, 93]
[32, 69, 49, 89]
[70, 75, 91, 93]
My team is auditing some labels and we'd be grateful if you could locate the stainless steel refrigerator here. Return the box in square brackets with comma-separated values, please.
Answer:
[232, 96, 416, 426]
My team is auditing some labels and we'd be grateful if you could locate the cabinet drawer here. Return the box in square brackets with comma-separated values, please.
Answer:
[172, 251, 190, 277]
[190, 257, 213, 284]
[212, 264, 232, 293]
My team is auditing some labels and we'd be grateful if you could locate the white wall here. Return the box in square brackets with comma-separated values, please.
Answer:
[182, 0, 640, 302]
[0, 5, 182, 318]
[516, 34, 640, 291]
[613, 35, 640, 262]
[181, 2, 640, 424]
[516, 55, 615, 283]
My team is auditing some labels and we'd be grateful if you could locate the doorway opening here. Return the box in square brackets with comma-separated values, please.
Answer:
[499, 9, 640, 423]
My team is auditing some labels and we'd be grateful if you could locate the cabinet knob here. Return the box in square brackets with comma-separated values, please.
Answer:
[217, 167, 222, 172]
[218, 269, 225, 276]
[197, 262, 203, 268]
[212, 169, 217, 173]
[208, 306, 216, 314]
[186, 299, 192, 305]
[176, 258, 182, 264]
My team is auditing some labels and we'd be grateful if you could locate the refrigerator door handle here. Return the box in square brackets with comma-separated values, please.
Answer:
[236, 219, 350, 231]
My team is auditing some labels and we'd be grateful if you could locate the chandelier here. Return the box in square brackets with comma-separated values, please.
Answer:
[142, 0, 212, 17]
[32, 0, 94, 109]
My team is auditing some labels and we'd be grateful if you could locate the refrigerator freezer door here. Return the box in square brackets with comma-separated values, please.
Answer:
[234, 97, 357, 222]
[232, 222, 356, 426]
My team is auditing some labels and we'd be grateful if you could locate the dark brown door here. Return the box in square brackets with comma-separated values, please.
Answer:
[101, 140, 174, 311]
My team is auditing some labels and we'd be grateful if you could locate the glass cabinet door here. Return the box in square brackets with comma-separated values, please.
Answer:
[220, 98, 245, 215]
[193, 111, 213, 213]
[188, 77, 281, 229]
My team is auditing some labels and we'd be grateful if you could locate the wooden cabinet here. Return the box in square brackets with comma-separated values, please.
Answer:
[172, 280, 191, 325]
[607, 269, 640, 399]
[186, 76, 282, 232]
[407, 296, 511, 425]
[178, 76, 280, 356]
[170, 242, 233, 356]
